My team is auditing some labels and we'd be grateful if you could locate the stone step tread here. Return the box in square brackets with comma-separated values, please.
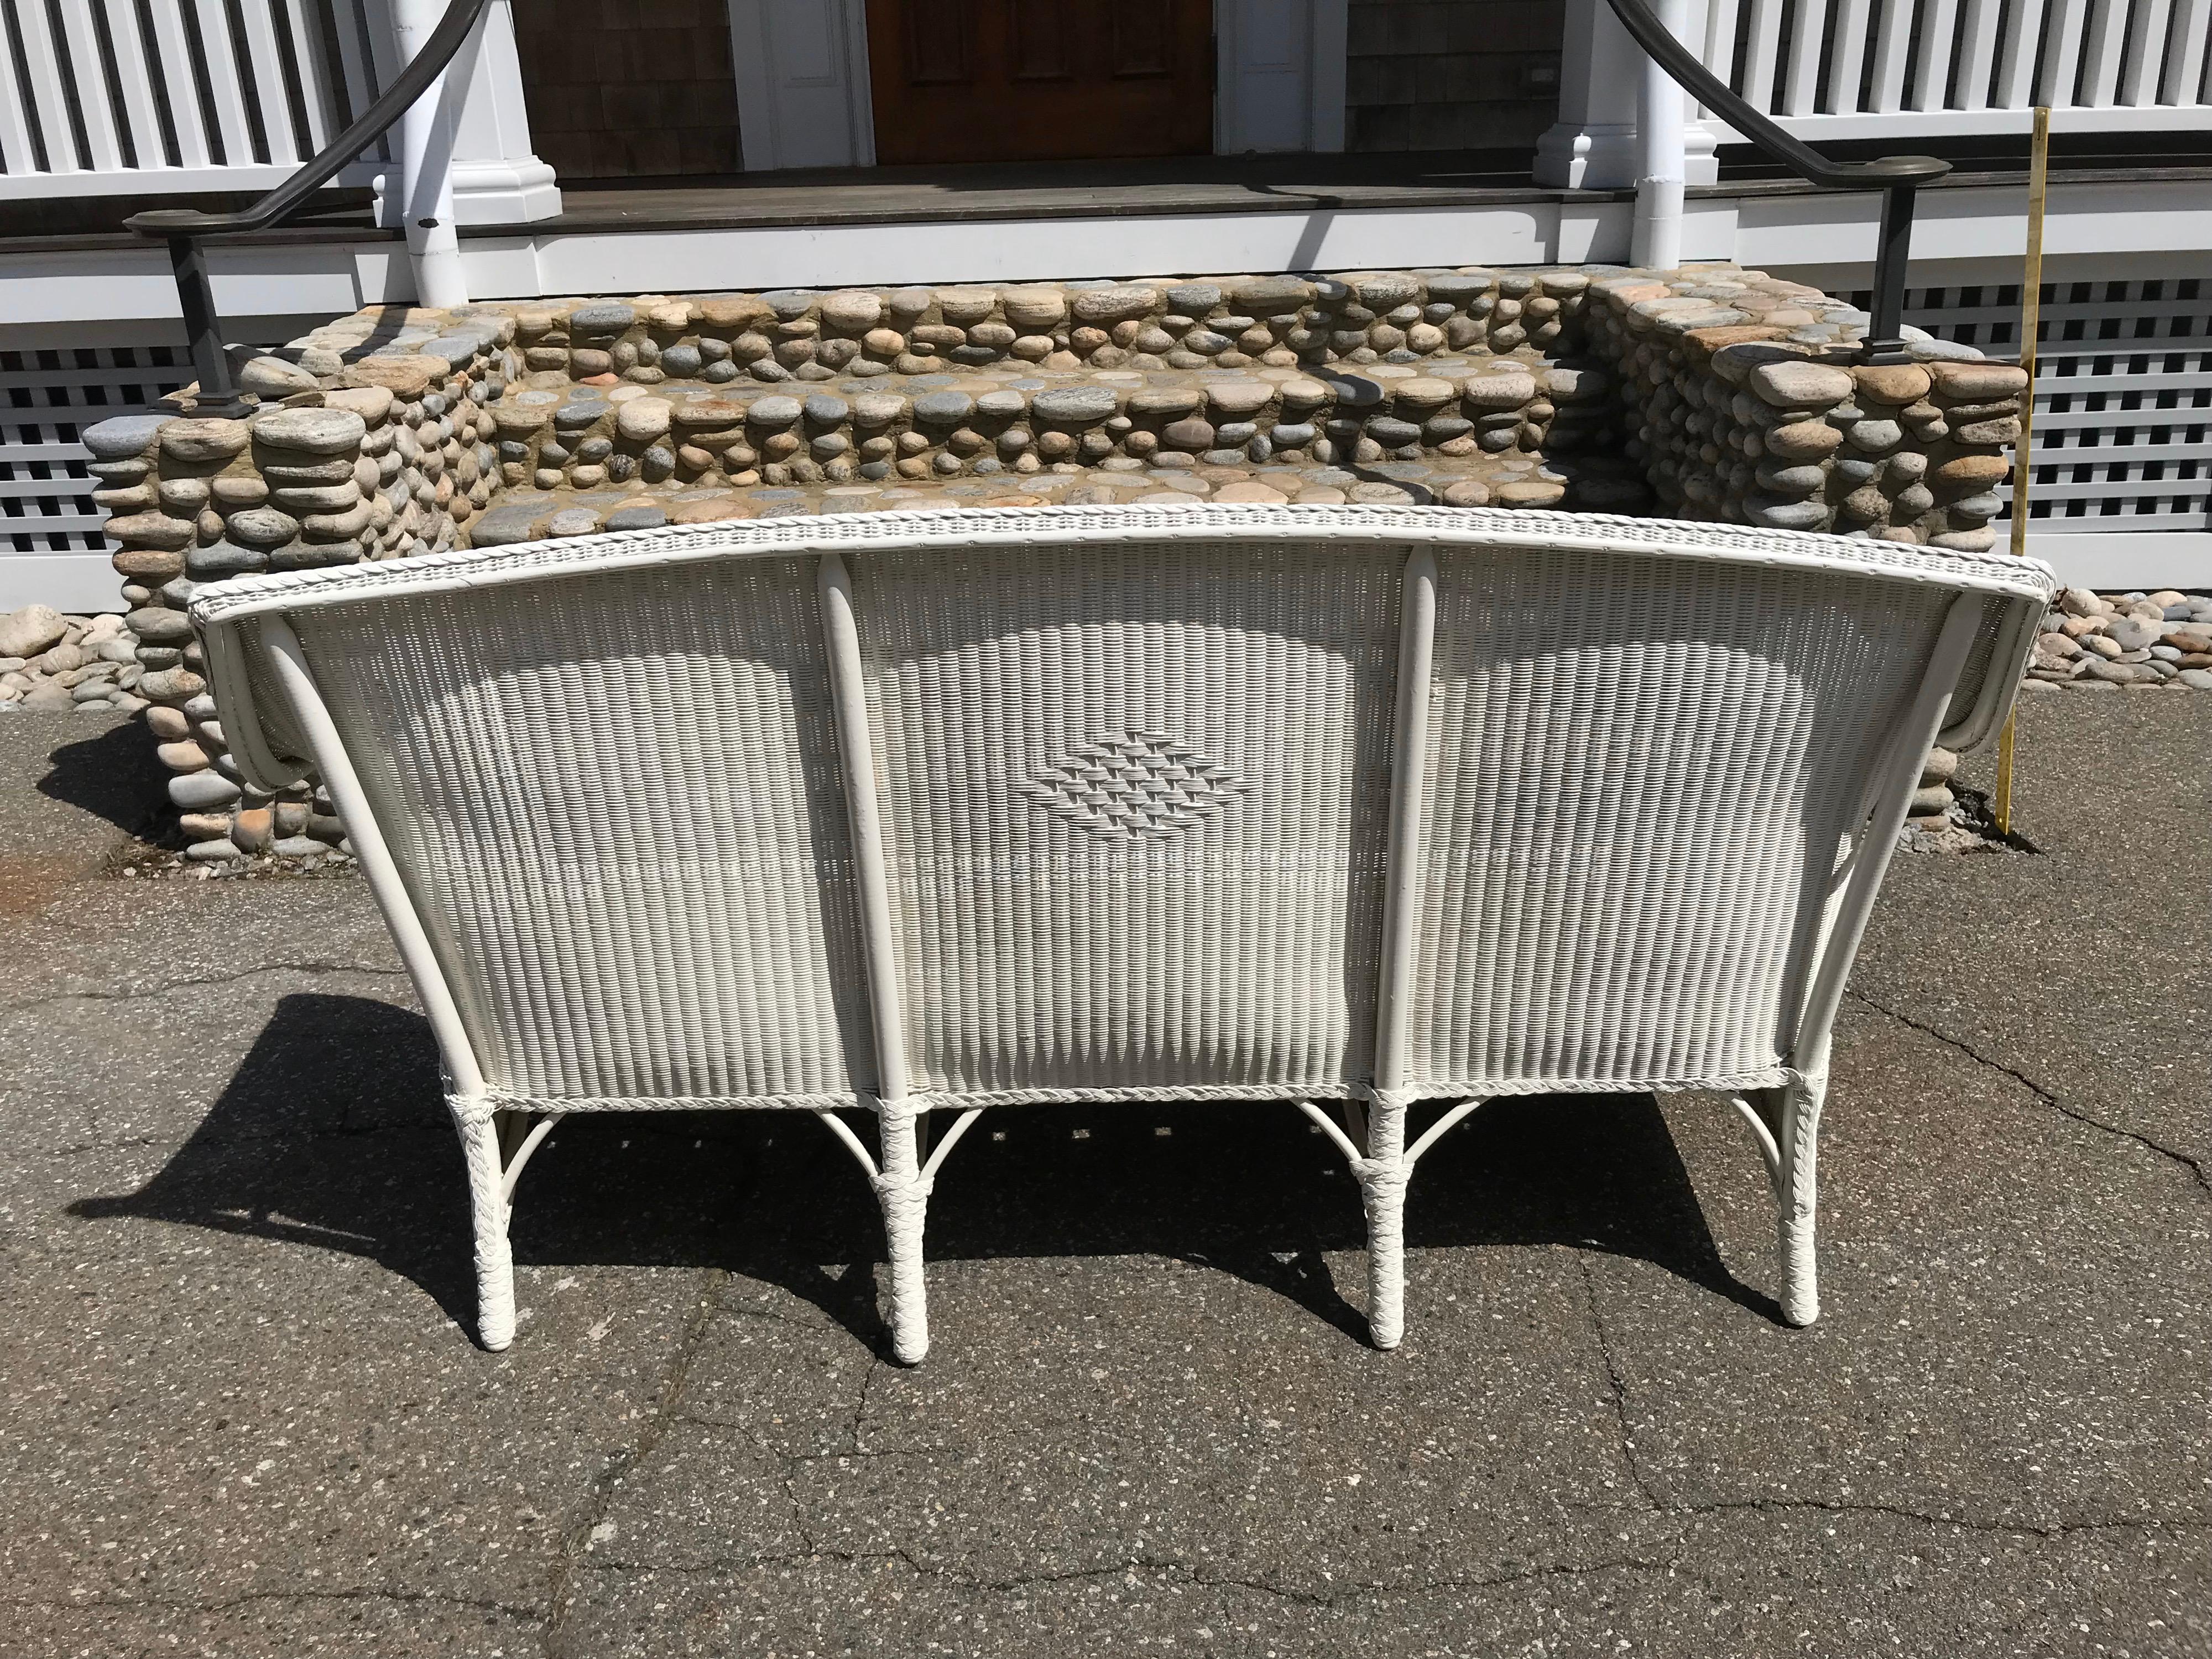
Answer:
[466, 453, 1654, 546]
[500, 353, 1597, 429]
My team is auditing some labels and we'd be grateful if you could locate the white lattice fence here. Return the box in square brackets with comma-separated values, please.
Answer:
[0, 342, 192, 611]
[1872, 276, 2211, 533]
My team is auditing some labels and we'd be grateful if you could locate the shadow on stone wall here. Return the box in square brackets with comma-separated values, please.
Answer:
[73, 991, 1779, 1357]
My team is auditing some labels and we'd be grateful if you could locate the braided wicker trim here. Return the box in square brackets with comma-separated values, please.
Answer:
[190, 503, 2056, 630]
[455, 1066, 1794, 1120]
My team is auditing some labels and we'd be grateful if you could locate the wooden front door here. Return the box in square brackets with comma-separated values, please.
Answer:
[867, 1, 1214, 166]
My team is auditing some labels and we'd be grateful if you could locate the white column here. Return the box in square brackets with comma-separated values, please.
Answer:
[376, 0, 560, 234]
[389, 0, 466, 306]
[1631, 0, 1688, 268]
[1535, 0, 1715, 191]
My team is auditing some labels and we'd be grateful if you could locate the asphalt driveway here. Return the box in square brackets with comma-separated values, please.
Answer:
[2, 692, 2205, 1657]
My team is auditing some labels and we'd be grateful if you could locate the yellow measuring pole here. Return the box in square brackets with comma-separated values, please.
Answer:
[1995, 106, 2049, 837]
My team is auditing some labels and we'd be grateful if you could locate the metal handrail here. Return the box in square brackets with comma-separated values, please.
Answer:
[1600, 0, 1952, 362]
[123, 0, 493, 414]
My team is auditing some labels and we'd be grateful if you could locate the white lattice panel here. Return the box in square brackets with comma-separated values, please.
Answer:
[1901, 275, 2209, 539]
[0, 342, 191, 611]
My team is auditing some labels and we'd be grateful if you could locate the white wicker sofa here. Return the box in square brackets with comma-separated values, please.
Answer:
[193, 504, 2052, 1360]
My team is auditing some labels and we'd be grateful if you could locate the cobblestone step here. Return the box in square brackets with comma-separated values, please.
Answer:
[466, 445, 1656, 545]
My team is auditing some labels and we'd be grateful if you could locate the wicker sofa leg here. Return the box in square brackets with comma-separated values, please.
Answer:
[813, 1103, 986, 1365]
[873, 1100, 936, 1365]
[1354, 1104, 1415, 1351]
[1776, 1077, 1826, 1327]
[450, 1101, 516, 1351]
[1300, 1095, 1488, 1350]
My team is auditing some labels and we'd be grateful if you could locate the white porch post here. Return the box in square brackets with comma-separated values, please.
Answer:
[1535, 0, 1715, 192]
[388, 0, 466, 306]
[378, 0, 559, 306]
[1631, 0, 1688, 268]
[441, 0, 561, 224]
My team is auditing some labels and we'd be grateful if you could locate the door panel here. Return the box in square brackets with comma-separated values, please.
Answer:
[867, 0, 1214, 165]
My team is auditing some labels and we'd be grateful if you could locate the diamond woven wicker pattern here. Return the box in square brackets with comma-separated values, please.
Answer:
[1016, 731, 1250, 841]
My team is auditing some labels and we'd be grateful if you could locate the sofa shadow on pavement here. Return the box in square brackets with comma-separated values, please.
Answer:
[72, 991, 1779, 1357]
[36, 717, 171, 841]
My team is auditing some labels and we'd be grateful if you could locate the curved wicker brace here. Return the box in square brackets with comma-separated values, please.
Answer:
[499, 1112, 564, 1202]
[813, 1104, 986, 1364]
[1301, 1094, 1488, 1349]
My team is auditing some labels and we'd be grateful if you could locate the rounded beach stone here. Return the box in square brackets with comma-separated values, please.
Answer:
[187, 540, 270, 578]
[914, 390, 975, 425]
[1764, 420, 1843, 460]
[83, 414, 172, 459]
[1749, 360, 1854, 408]
[1495, 479, 1567, 506]
[1462, 371, 1535, 411]
[616, 398, 674, 441]
[1747, 497, 1831, 530]
[1070, 285, 1159, 324]
[1205, 382, 1272, 417]
[169, 769, 242, 810]
[252, 407, 367, 455]
[1933, 453, 2012, 489]
[1851, 363, 1932, 405]
[747, 395, 804, 427]
[547, 507, 602, 537]
[1927, 360, 2029, 400]
[1438, 480, 1491, 507]
[160, 419, 252, 463]
[568, 301, 637, 333]
[934, 287, 997, 324]
[326, 385, 395, 425]
[821, 291, 883, 331]
[665, 497, 749, 524]
[1000, 286, 1067, 330]
[239, 356, 321, 397]
[604, 505, 669, 531]
[1032, 387, 1118, 424]
[112, 547, 184, 581]
[1211, 480, 1288, 504]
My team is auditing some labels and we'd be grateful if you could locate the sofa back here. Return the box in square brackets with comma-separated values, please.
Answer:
[197, 505, 2050, 1111]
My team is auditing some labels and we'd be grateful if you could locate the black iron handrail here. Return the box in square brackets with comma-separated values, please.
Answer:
[1600, 0, 1952, 362]
[124, 0, 493, 415]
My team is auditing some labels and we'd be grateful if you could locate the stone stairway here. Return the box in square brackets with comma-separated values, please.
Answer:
[86, 261, 2032, 864]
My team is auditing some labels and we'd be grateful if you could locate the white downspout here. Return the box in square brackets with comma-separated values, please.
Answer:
[393, 0, 469, 308]
[1630, 0, 1687, 272]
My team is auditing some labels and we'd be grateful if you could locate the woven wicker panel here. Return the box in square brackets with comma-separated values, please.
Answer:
[1407, 544, 1945, 1093]
[849, 537, 1404, 1098]
[297, 558, 874, 1105]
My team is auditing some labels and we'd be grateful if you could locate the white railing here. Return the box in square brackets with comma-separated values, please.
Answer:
[0, 0, 397, 200]
[1692, 0, 2212, 139]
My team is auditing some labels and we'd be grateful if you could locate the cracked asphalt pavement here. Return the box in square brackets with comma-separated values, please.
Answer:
[2, 696, 2206, 1657]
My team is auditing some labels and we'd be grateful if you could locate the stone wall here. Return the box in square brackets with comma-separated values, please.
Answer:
[1581, 281, 2026, 551]
[83, 328, 514, 860]
[1346, 0, 1565, 152]
[85, 261, 2048, 864]
[0, 607, 144, 712]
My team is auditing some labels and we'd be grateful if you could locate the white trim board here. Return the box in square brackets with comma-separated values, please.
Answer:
[0, 555, 124, 614]
[2027, 533, 2212, 592]
[515, 201, 1633, 293]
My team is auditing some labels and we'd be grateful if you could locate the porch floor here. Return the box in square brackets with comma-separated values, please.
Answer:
[5, 137, 2209, 250]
